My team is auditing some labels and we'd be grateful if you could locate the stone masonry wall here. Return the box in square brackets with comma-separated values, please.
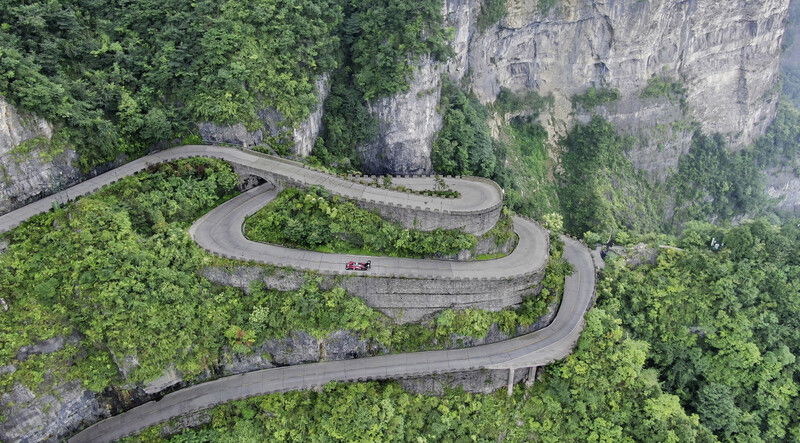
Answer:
[231, 162, 503, 236]
[202, 240, 547, 324]
[341, 268, 545, 323]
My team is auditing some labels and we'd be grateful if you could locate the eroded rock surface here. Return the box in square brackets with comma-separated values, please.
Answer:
[363, 0, 787, 177]
[0, 96, 82, 215]
[198, 74, 330, 156]
[399, 368, 529, 395]
[0, 381, 106, 442]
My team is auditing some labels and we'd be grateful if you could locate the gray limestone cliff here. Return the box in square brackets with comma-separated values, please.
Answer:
[198, 74, 330, 156]
[362, 0, 788, 178]
[770, 0, 800, 215]
[0, 96, 82, 215]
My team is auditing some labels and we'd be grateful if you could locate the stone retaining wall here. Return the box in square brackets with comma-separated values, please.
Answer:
[230, 162, 502, 235]
[202, 249, 547, 324]
[340, 268, 545, 323]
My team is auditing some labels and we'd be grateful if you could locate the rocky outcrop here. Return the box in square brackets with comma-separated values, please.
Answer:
[364, 0, 788, 177]
[0, 96, 82, 215]
[199, 266, 307, 293]
[399, 368, 528, 395]
[16, 334, 81, 362]
[221, 330, 376, 376]
[358, 56, 443, 174]
[0, 380, 106, 442]
[198, 74, 330, 156]
[765, 165, 800, 215]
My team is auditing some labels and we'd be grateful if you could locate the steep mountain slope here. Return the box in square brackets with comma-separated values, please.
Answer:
[361, 0, 788, 176]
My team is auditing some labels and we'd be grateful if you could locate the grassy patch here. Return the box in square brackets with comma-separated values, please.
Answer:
[475, 252, 507, 261]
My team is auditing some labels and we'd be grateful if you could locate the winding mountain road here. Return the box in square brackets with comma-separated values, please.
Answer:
[188, 184, 548, 280]
[0, 145, 596, 442]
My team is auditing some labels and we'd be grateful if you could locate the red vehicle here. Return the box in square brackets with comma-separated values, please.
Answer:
[345, 260, 371, 271]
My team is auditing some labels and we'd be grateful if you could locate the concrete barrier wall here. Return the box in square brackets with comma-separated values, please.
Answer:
[231, 163, 502, 235]
[356, 199, 501, 235]
[202, 256, 547, 324]
[340, 267, 546, 323]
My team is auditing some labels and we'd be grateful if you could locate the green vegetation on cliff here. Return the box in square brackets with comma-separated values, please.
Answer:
[346, 0, 451, 101]
[1, 0, 450, 170]
[494, 116, 559, 218]
[477, 0, 508, 31]
[135, 308, 711, 442]
[244, 186, 477, 258]
[571, 86, 621, 110]
[431, 84, 559, 219]
[0, 0, 343, 168]
[0, 158, 559, 398]
[0, 158, 243, 389]
[311, 0, 451, 170]
[432, 80, 496, 177]
[558, 116, 664, 238]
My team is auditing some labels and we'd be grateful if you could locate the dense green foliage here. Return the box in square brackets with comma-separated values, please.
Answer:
[599, 220, 800, 440]
[140, 308, 710, 442]
[477, 0, 507, 31]
[311, 67, 376, 170]
[0, 0, 343, 168]
[431, 81, 496, 177]
[670, 132, 767, 225]
[665, 101, 800, 226]
[492, 87, 554, 117]
[493, 117, 560, 218]
[1, 0, 450, 170]
[0, 159, 242, 389]
[571, 87, 621, 110]
[244, 186, 477, 258]
[557, 116, 664, 237]
[752, 100, 800, 168]
[432, 85, 559, 219]
[346, 0, 451, 101]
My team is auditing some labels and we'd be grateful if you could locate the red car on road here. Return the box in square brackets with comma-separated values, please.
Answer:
[345, 260, 371, 271]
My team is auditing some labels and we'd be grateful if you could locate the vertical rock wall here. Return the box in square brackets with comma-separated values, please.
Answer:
[357, 57, 444, 174]
[0, 97, 81, 215]
[361, 0, 789, 177]
[198, 73, 331, 156]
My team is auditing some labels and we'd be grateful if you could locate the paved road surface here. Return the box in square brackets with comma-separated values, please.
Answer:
[0, 144, 595, 442]
[0, 145, 502, 234]
[188, 184, 548, 280]
[69, 237, 594, 443]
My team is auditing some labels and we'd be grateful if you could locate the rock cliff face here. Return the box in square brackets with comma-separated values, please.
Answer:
[0, 96, 82, 215]
[358, 57, 443, 174]
[362, 0, 788, 177]
[198, 74, 330, 156]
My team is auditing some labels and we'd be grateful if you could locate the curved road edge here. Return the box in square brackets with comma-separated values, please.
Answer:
[0, 145, 503, 235]
[68, 236, 596, 443]
[188, 184, 549, 280]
